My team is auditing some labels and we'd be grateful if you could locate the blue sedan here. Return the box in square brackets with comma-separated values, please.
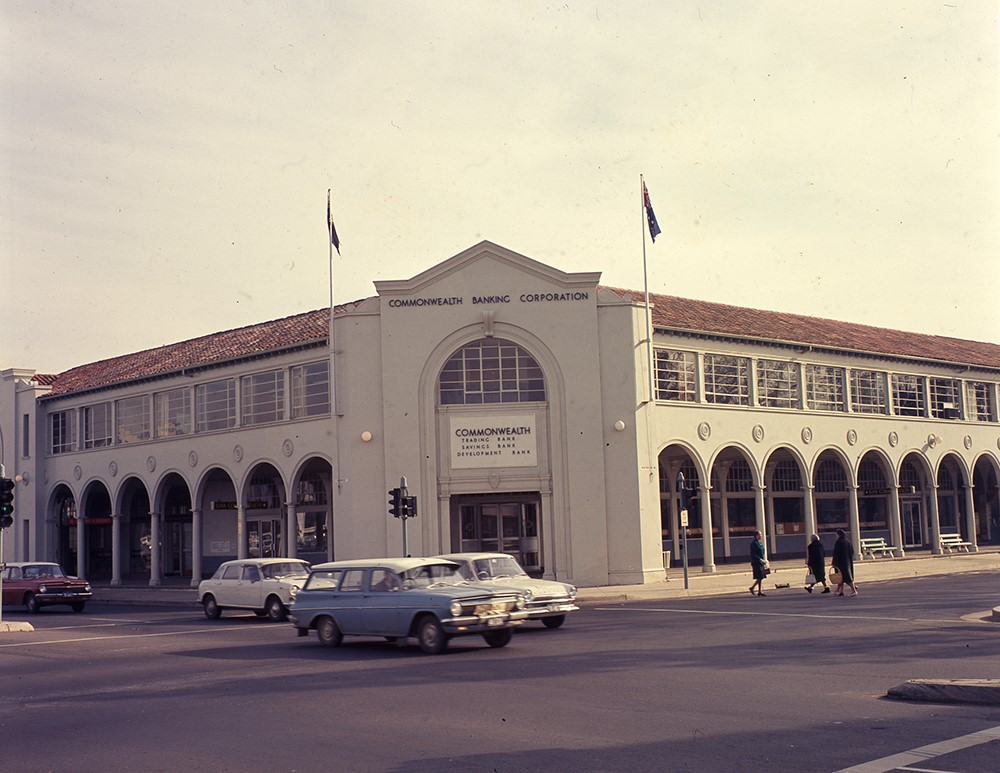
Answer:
[289, 557, 528, 654]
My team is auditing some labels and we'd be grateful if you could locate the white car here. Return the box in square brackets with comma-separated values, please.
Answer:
[435, 553, 579, 629]
[198, 558, 310, 621]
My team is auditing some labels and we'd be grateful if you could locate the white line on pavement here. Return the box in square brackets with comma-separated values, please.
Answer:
[0, 625, 269, 649]
[594, 606, 972, 624]
[832, 723, 1000, 773]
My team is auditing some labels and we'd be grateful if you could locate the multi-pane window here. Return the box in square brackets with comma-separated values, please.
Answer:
[891, 373, 926, 417]
[770, 460, 802, 492]
[49, 410, 76, 454]
[929, 377, 962, 419]
[242, 370, 286, 425]
[116, 395, 151, 443]
[966, 382, 997, 422]
[439, 338, 545, 405]
[83, 402, 112, 449]
[654, 350, 696, 401]
[248, 474, 280, 508]
[291, 361, 330, 418]
[155, 388, 192, 438]
[757, 359, 800, 409]
[850, 370, 888, 415]
[703, 354, 750, 405]
[196, 379, 236, 432]
[805, 365, 846, 412]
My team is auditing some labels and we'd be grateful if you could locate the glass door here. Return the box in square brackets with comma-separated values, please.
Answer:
[249, 519, 282, 558]
[901, 500, 923, 547]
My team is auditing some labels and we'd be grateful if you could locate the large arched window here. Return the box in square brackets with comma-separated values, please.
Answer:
[439, 339, 546, 405]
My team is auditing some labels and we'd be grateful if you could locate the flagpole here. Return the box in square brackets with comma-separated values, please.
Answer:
[641, 175, 654, 405]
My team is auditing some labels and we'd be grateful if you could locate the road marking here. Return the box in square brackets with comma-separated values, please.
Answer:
[596, 606, 913, 621]
[0, 625, 268, 649]
[833, 724, 1000, 773]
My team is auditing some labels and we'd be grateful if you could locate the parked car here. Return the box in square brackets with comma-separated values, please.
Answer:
[435, 552, 579, 628]
[1, 562, 92, 613]
[197, 558, 310, 621]
[289, 557, 529, 654]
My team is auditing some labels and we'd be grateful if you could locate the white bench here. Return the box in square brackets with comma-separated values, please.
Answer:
[860, 537, 897, 559]
[940, 533, 972, 554]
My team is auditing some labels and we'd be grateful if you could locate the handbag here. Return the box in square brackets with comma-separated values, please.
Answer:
[829, 567, 843, 584]
[805, 572, 816, 585]
[762, 561, 771, 576]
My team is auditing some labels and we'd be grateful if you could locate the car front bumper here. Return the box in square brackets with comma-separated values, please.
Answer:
[441, 609, 530, 634]
[523, 601, 579, 619]
[36, 591, 92, 604]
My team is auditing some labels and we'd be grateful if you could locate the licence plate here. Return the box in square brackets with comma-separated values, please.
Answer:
[486, 617, 505, 627]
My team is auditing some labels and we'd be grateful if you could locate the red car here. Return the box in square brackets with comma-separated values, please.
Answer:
[1, 562, 92, 613]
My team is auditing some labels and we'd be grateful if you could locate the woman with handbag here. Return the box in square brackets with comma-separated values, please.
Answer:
[749, 530, 768, 596]
[805, 533, 830, 593]
[832, 528, 858, 597]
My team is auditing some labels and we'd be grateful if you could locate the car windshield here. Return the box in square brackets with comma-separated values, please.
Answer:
[261, 562, 309, 579]
[24, 565, 68, 580]
[472, 556, 527, 580]
[401, 563, 468, 588]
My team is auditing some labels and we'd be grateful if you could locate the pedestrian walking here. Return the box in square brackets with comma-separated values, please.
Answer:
[804, 533, 830, 593]
[749, 530, 768, 596]
[832, 528, 858, 596]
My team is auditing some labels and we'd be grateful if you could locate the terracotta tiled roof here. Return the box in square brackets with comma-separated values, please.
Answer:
[44, 308, 331, 398]
[602, 287, 1000, 369]
[32, 373, 59, 386]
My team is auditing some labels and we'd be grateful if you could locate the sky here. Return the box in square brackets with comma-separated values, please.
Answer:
[2, 1, 998, 375]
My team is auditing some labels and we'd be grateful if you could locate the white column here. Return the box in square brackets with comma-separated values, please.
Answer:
[111, 512, 122, 586]
[149, 511, 161, 587]
[76, 511, 86, 580]
[928, 485, 942, 555]
[963, 483, 978, 552]
[700, 483, 715, 573]
[237, 504, 247, 560]
[754, 486, 766, 544]
[848, 485, 861, 557]
[803, 485, 817, 541]
[286, 502, 297, 559]
[888, 487, 905, 557]
[190, 508, 202, 588]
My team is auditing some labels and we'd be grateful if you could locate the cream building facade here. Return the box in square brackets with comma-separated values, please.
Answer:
[2, 241, 998, 587]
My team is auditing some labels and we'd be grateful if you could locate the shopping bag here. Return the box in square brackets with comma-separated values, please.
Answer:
[805, 572, 816, 585]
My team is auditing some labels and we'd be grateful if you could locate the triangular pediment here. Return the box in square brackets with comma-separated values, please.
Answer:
[373, 241, 601, 295]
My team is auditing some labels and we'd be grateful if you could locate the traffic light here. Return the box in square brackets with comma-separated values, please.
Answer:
[402, 495, 417, 519]
[388, 487, 402, 518]
[0, 477, 14, 529]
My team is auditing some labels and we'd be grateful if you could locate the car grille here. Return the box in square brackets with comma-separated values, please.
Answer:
[471, 598, 516, 616]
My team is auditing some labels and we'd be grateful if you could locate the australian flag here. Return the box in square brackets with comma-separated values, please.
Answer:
[643, 182, 661, 242]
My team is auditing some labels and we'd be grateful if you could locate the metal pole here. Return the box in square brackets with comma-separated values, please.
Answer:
[399, 476, 408, 557]
[678, 470, 689, 590]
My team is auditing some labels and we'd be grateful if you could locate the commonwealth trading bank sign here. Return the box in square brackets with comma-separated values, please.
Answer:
[450, 415, 537, 469]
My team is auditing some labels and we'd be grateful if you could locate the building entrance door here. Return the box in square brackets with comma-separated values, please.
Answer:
[249, 518, 282, 558]
[457, 497, 540, 573]
[901, 500, 923, 547]
[164, 521, 192, 577]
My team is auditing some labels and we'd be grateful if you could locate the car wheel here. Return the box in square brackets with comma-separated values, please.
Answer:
[25, 593, 41, 614]
[483, 628, 513, 648]
[265, 595, 287, 622]
[203, 595, 222, 620]
[316, 616, 343, 647]
[254, 610, 268, 618]
[542, 615, 566, 629]
[71, 602, 86, 613]
[416, 616, 448, 654]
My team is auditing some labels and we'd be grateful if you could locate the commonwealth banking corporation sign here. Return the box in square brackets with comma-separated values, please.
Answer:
[450, 415, 537, 469]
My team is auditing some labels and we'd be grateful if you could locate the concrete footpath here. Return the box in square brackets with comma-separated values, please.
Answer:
[29, 546, 1000, 612]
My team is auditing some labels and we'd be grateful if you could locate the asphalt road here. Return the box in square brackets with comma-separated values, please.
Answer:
[1, 571, 998, 773]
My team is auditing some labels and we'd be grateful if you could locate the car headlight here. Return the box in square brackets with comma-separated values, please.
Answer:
[523, 589, 534, 602]
[568, 585, 577, 599]
[289, 585, 299, 598]
[449, 601, 463, 616]
[516, 596, 526, 610]
[84, 583, 92, 592]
